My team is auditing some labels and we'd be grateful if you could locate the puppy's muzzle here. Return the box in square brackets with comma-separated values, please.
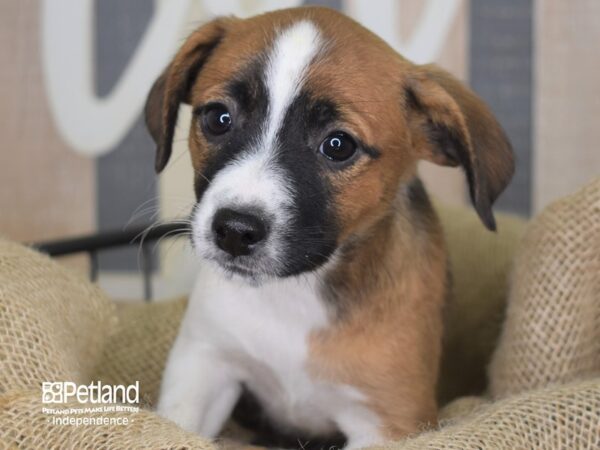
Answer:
[211, 208, 268, 257]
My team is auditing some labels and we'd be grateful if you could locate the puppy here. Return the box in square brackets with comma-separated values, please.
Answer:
[146, 7, 513, 449]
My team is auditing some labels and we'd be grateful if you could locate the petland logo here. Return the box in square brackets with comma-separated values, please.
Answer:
[42, 381, 139, 405]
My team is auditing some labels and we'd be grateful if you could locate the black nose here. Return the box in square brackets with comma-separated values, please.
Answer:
[212, 208, 268, 257]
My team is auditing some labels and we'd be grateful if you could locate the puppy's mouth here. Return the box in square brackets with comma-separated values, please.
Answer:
[202, 252, 285, 285]
[221, 261, 256, 277]
[218, 258, 266, 279]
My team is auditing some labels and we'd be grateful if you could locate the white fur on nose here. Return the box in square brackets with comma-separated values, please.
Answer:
[193, 21, 322, 264]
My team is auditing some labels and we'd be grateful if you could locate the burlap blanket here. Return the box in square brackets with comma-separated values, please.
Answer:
[1, 178, 598, 449]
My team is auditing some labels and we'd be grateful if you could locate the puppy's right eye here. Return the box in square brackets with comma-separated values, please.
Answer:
[319, 132, 357, 162]
[202, 104, 232, 136]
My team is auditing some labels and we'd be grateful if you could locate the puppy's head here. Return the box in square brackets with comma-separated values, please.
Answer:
[145, 7, 514, 281]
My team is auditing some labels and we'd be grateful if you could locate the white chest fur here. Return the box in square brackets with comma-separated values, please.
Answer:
[188, 265, 347, 433]
[159, 263, 382, 447]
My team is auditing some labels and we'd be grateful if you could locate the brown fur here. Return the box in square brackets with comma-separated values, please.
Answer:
[144, 6, 514, 443]
[311, 190, 447, 438]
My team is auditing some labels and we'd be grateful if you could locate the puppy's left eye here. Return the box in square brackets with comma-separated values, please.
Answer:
[202, 103, 232, 136]
[319, 132, 357, 162]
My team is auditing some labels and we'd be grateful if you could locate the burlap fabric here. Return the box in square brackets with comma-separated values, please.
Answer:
[0, 239, 211, 449]
[0, 240, 115, 392]
[0, 390, 211, 449]
[490, 178, 600, 398]
[381, 377, 600, 449]
[93, 298, 188, 408]
[1, 177, 598, 449]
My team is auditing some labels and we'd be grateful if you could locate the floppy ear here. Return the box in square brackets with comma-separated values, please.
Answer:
[145, 19, 229, 173]
[405, 64, 514, 230]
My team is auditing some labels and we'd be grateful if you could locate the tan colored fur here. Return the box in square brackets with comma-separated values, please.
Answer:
[311, 193, 447, 438]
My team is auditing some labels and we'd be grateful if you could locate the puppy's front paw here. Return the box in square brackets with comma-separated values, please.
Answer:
[156, 398, 202, 433]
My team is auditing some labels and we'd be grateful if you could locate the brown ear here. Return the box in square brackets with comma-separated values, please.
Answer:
[405, 64, 514, 230]
[145, 19, 229, 173]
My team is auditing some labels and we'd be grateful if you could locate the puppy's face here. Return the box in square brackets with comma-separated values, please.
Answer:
[146, 8, 514, 282]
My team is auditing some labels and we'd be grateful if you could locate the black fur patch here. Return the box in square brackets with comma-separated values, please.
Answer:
[193, 60, 268, 202]
[271, 91, 341, 275]
[226, 60, 269, 115]
[233, 388, 346, 450]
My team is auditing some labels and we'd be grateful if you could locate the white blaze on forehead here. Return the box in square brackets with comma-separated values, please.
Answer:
[262, 20, 322, 147]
